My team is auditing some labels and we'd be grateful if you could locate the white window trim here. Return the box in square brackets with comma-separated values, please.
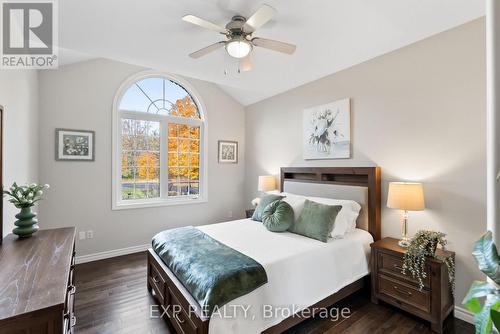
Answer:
[112, 71, 208, 210]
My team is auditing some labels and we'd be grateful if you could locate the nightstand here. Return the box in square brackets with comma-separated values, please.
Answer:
[370, 237, 455, 333]
[245, 209, 255, 218]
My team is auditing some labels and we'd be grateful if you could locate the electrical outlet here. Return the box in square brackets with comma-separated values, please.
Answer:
[227, 211, 233, 219]
[86, 230, 94, 239]
[79, 231, 86, 240]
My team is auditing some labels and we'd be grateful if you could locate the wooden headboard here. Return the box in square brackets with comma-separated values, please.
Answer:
[280, 167, 381, 241]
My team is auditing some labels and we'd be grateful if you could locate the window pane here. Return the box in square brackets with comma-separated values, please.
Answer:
[179, 180, 189, 196]
[121, 151, 134, 176]
[189, 167, 199, 181]
[189, 140, 199, 153]
[179, 139, 189, 152]
[189, 127, 199, 139]
[168, 124, 178, 137]
[121, 119, 161, 200]
[174, 96, 200, 119]
[135, 78, 163, 103]
[189, 182, 199, 195]
[178, 125, 189, 138]
[168, 180, 179, 196]
[168, 153, 178, 166]
[168, 167, 179, 179]
[189, 154, 199, 166]
[167, 123, 201, 197]
[179, 154, 189, 167]
[121, 167, 135, 200]
[146, 182, 160, 198]
[119, 77, 201, 118]
[168, 138, 178, 152]
[119, 84, 151, 112]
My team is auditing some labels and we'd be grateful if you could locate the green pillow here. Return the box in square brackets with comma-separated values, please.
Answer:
[252, 194, 284, 222]
[289, 199, 342, 243]
[262, 200, 294, 232]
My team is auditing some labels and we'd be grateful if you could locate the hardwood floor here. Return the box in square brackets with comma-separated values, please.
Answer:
[74, 252, 473, 334]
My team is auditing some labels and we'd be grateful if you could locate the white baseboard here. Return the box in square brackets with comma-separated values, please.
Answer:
[455, 306, 474, 324]
[75, 244, 150, 264]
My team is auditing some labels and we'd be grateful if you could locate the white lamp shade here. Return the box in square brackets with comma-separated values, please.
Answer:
[387, 182, 425, 211]
[258, 175, 276, 192]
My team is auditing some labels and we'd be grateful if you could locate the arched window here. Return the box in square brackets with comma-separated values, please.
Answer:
[112, 72, 207, 209]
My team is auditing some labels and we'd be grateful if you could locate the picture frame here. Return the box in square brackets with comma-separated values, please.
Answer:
[303, 98, 351, 160]
[55, 128, 95, 161]
[218, 140, 238, 164]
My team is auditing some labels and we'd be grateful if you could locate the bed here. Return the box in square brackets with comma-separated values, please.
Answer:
[147, 167, 381, 334]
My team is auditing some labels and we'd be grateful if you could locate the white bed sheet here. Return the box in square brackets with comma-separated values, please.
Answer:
[197, 219, 373, 334]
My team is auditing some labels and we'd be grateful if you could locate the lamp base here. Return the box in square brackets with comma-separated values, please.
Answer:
[398, 239, 410, 248]
[399, 210, 410, 248]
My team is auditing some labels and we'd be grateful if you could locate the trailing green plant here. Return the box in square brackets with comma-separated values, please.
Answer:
[2, 182, 49, 208]
[463, 231, 500, 334]
[401, 230, 455, 292]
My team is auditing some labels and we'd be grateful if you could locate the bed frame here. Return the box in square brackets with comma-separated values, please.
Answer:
[147, 167, 381, 334]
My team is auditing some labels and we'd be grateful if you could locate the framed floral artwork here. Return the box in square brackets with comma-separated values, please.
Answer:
[56, 129, 95, 161]
[218, 140, 238, 164]
[303, 98, 351, 160]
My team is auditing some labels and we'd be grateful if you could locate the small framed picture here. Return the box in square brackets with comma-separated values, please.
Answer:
[218, 140, 238, 164]
[56, 129, 95, 161]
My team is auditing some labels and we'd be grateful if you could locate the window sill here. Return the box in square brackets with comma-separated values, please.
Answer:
[112, 197, 207, 210]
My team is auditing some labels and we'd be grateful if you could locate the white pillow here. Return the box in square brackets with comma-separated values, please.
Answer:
[307, 196, 361, 238]
[281, 194, 306, 222]
[281, 192, 361, 238]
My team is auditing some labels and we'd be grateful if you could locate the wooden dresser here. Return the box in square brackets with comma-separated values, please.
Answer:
[370, 237, 454, 333]
[0, 227, 76, 334]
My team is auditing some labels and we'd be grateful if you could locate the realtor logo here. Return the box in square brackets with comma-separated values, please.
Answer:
[1, 0, 58, 69]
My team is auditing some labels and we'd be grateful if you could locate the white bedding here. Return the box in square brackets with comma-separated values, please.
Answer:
[197, 218, 373, 334]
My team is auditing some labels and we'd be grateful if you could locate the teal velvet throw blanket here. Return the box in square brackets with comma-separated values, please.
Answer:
[152, 227, 268, 316]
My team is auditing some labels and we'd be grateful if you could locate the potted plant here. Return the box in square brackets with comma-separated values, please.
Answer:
[401, 230, 455, 291]
[463, 231, 500, 333]
[3, 182, 49, 237]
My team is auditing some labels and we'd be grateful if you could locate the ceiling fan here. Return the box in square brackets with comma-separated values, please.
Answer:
[182, 4, 296, 72]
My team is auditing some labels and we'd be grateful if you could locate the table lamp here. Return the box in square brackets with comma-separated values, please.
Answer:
[387, 182, 425, 247]
[258, 175, 276, 192]
[251, 176, 277, 206]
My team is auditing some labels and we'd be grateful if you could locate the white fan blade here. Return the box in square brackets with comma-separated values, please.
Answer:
[239, 55, 252, 72]
[252, 37, 296, 54]
[189, 41, 226, 59]
[244, 4, 276, 32]
[182, 15, 228, 34]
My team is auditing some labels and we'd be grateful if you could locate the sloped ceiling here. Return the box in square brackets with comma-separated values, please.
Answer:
[59, 0, 485, 106]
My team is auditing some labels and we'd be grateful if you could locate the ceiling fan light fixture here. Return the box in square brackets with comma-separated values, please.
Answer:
[225, 38, 252, 58]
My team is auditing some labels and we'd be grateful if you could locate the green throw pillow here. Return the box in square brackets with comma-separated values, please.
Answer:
[262, 200, 294, 232]
[252, 194, 284, 222]
[289, 199, 342, 243]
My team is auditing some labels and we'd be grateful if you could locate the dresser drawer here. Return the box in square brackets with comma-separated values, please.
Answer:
[168, 287, 198, 334]
[63, 283, 76, 334]
[378, 274, 430, 313]
[148, 261, 167, 304]
[378, 252, 430, 288]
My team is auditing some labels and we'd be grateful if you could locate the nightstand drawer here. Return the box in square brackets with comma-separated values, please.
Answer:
[378, 274, 430, 313]
[246, 209, 255, 218]
[378, 252, 430, 288]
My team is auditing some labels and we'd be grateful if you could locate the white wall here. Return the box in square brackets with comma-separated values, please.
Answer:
[0, 70, 39, 238]
[244, 18, 486, 306]
[38, 59, 246, 256]
[487, 0, 500, 246]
